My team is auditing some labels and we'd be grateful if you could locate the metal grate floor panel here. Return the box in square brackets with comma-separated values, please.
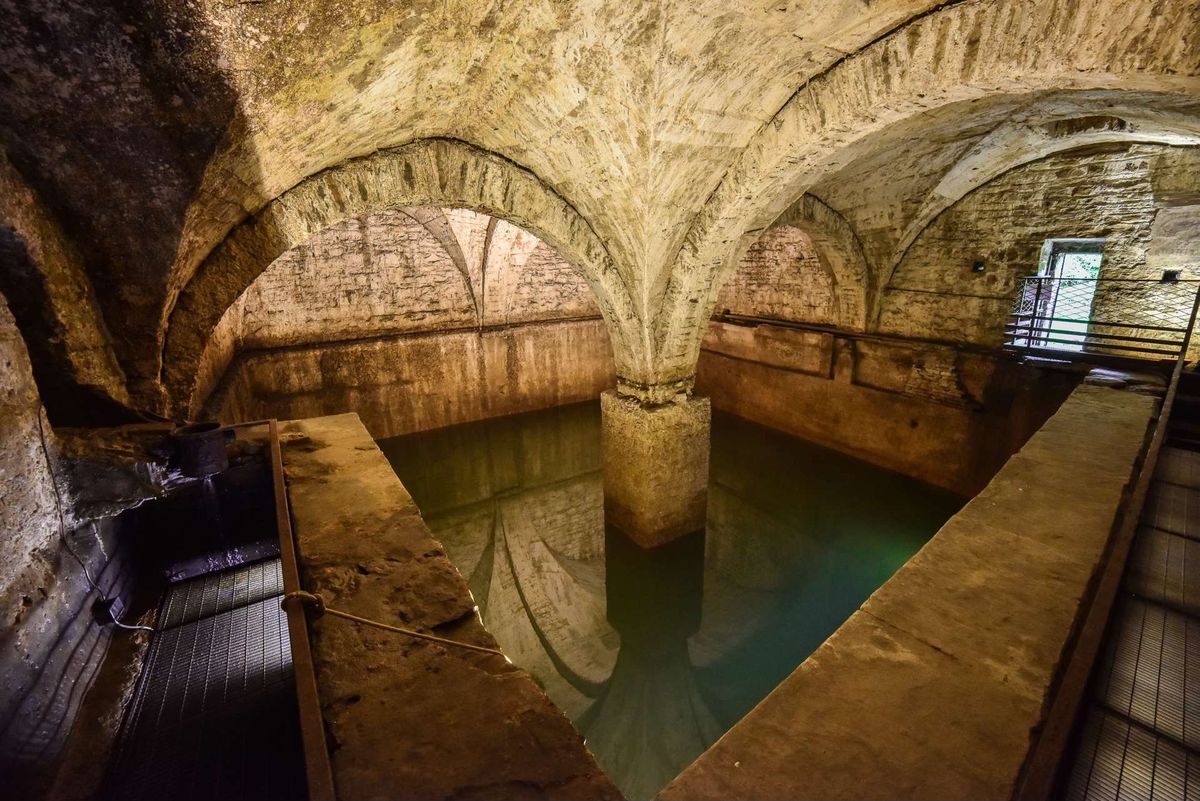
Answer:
[1065, 706, 1200, 801]
[1093, 597, 1200, 752]
[1127, 526, 1200, 618]
[158, 558, 284, 630]
[104, 561, 305, 801]
[1160, 447, 1200, 491]
[1144, 481, 1200, 542]
[1063, 405, 1200, 800]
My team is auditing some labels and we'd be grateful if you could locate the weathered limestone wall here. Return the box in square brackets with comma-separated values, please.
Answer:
[878, 144, 1200, 346]
[280, 413, 621, 800]
[661, 382, 1156, 800]
[713, 224, 837, 325]
[0, 296, 60, 677]
[210, 318, 615, 439]
[196, 207, 602, 412]
[698, 145, 1195, 492]
[0, 295, 125, 795]
[697, 321, 1079, 495]
[0, 152, 128, 420]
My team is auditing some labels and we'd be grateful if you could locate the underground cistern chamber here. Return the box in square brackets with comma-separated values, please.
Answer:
[3, 3, 1200, 799]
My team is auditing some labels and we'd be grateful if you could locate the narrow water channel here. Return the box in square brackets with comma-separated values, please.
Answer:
[377, 401, 963, 799]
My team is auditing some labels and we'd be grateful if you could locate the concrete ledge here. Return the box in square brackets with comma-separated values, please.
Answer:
[281, 413, 621, 800]
[659, 384, 1157, 800]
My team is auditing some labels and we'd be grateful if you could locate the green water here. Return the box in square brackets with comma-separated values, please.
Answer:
[377, 401, 963, 799]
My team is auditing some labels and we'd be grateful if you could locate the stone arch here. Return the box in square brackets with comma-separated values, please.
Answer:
[653, 0, 1200, 389]
[162, 138, 640, 415]
[771, 195, 873, 331]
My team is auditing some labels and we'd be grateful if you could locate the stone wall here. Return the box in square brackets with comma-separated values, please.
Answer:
[199, 207, 614, 434]
[697, 321, 1079, 495]
[0, 295, 126, 796]
[209, 318, 615, 439]
[0, 296, 60, 670]
[878, 144, 1200, 347]
[713, 224, 837, 325]
[695, 145, 1196, 493]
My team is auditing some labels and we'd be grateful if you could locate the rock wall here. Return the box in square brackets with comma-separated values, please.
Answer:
[0, 295, 128, 796]
[0, 152, 129, 423]
[0, 296, 60, 667]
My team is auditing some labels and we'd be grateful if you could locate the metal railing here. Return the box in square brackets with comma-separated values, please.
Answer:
[267, 419, 337, 801]
[1005, 276, 1200, 360]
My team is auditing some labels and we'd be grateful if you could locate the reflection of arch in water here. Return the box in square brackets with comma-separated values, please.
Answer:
[413, 410, 619, 719]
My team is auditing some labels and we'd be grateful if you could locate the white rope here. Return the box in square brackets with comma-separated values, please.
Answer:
[282, 591, 505, 658]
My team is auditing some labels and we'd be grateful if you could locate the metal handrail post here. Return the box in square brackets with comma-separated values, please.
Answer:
[1032, 278, 1046, 346]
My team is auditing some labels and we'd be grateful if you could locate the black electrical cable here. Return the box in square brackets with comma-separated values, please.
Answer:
[34, 413, 155, 634]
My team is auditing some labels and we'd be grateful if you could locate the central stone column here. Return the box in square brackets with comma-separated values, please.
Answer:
[601, 389, 711, 548]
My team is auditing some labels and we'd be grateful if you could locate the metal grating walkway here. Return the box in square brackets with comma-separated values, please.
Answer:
[1091, 597, 1200, 752]
[1143, 481, 1200, 542]
[1127, 527, 1200, 617]
[1067, 707, 1200, 801]
[1064, 414, 1200, 799]
[158, 558, 284, 630]
[103, 558, 305, 801]
[1159, 447, 1200, 491]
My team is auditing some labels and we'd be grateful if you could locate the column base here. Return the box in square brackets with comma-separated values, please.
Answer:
[601, 390, 711, 548]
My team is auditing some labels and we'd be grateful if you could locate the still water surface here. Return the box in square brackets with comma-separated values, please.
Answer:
[378, 401, 963, 799]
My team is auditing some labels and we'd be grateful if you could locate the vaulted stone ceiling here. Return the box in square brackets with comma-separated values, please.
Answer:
[1, 0, 1198, 415]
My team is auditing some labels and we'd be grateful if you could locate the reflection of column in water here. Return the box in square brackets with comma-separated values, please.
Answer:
[488, 488, 617, 719]
[576, 526, 719, 801]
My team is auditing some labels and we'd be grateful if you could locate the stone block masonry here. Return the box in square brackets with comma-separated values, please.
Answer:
[601, 391, 711, 549]
[211, 318, 615, 439]
[697, 320, 1081, 496]
[281, 413, 621, 800]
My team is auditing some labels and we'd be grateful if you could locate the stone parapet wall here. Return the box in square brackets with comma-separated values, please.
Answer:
[280, 413, 621, 800]
[661, 383, 1157, 800]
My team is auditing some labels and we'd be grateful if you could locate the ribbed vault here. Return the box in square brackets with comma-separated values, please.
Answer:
[1, 0, 1198, 414]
